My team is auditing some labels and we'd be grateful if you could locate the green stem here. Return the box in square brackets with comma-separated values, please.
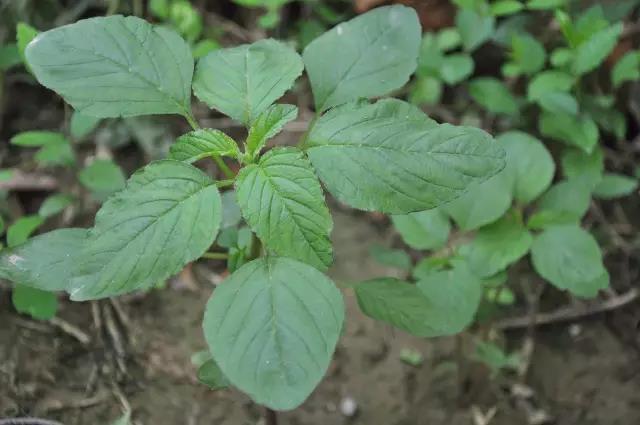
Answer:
[298, 113, 319, 150]
[213, 156, 235, 179]
[215, 179, 234, 188]
[106, 0, 120, 15]
[184, 111, 200, 131]
[201, 252, 229, 260]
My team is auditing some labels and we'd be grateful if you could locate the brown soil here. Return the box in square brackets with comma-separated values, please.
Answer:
[1, 208, 640, 425]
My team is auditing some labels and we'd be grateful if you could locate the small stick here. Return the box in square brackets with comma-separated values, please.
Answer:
[496, 289, 639, 330]
[49, 317, 91, 345]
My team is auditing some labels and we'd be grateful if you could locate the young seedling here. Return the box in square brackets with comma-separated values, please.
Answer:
[0, 6, 505, 412]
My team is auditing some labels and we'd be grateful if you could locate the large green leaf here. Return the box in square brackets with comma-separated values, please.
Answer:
[26, 15, 194, 118]
[467, 211, 532, 278]
[356, 267, 481, 337]
[303, 5, 421, 112]
[69, 160, 221, 300]
[235, 148, 332, 270]
[0, 228, 86, 291]
[391, 209, 450, 251]
[168, 129, 240, 163]
[498, 131, 555, 203]
[306, 99, 505, 213]
[531, 225, 608, 298]
[442, 171, 512, 231]
[245, 104, 297, 159]
[203, 257, 344, 410]
[193, 39, 302, 124]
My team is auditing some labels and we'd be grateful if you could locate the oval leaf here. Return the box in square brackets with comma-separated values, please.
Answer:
[303, 5, 421, 112]
[193, 39, 303, 124]
[246, 104, 298, 158]
[531, 225, 609, 298]
[0, 228, 87, 291]
[306, 99, 505, 213]
[26, 15, 194, 118]
[235, 148, 333, 270]
[203, 257, 344, 410]
[70, 160, 221, 300]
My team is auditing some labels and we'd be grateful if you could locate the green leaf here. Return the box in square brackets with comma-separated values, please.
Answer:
[356, 269, 481, 337]
[235, 148, 333, 270]
[78, 159, 126, 200]
[169, 129, 239, 163]
[0, 44, 21, 71]
[538, 92, 578, 116]
[193, 39, 302, 124]
[593, 173, 638, 199]
[442, 172, 512, 231]
[0, 228, 86, 291]
[70, 111, 102, 139]
[198, 358, 230, 390]
[550, 47, 573, 67]
[391, 209, 450, 251]
[456, 8, 495, 52]
[69, 160, 222, 300]
[527, 180, 590, 229]
[7, 215, 44, 247]
[220, 190, 242, 229]
[417, 34, 444, 77]
[436, 28, 461, 51]
[410, 76, 443, 105]
[527, 71, 574, 101]
[39, 193, 74, 217]
[12, 284, 58, 320]
[526, 0, 566, 9]
[491, 1, 524, 16]
[16, 22, 38, 65]
[612, 51, 640, 88]
[150, 0, 170, 18]
[561, 147, 603, 188]
[498, 131, 555, 203]
[468, 78, 519, 116]
[11, 131, 67, 147]
[573, 23, 623, 75]
[26, 15, 194, 118]
[203, 257, 344, 410]
[35, 142, 75, 167]
[306, 99, 505, 213]
[531, 225, 609, 297]
[510, 33, 546, 75]
[439, 54, 474, 85]
[369, 245, 412, 270]
[192, 39, 220, 59]
[467, 211, 532, 278]
[539, 111, 598, 153]
[303, 5, 421, 112]
[246, 104, 297, 158]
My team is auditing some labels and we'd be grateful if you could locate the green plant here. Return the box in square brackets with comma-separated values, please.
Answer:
[0, 6, 505, 412]
[366, 0, 638, 360]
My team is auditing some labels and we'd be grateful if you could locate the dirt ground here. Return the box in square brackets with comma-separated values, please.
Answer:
[1, 207, 640, 425]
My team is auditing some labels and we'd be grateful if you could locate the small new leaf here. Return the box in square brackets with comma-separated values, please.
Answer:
[169, 129, 240, 163]
[246, 104, 297, 159]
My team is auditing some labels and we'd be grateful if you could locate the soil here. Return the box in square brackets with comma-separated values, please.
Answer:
[1, 208, 640, 425]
